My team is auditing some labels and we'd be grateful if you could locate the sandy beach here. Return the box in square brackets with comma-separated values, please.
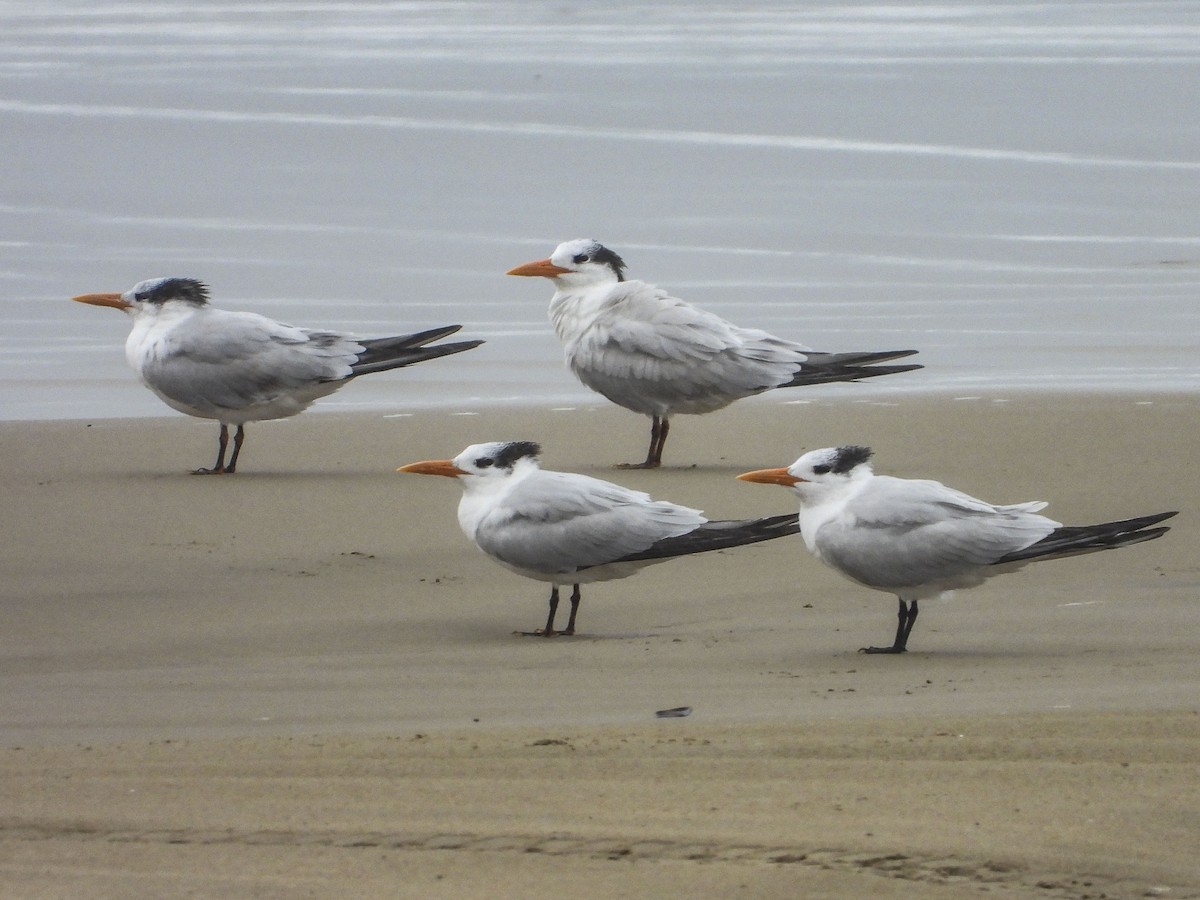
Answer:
[1, 393, 1197, 898]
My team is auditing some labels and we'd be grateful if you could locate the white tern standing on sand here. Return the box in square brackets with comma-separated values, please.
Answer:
[74, 277, 483, 474]
[506, 239, 921, 468]
[738, 445, 1175, 653]
[399, 440, 799, 636]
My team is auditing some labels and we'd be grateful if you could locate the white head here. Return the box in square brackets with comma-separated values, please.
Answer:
[398, 440, 544, 488]
[506, 239, 627, 289]
[737, 445, 874, 502]
[73, 277, 210, 316]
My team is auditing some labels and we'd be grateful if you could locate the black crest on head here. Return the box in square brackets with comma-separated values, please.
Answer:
[138, 278, 210, 306]
[589, 243, 627, 282]
[831, 445, 873, 474]
[493, 441, 542, 470]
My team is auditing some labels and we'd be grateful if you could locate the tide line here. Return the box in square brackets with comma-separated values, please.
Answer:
[2, 99, 1198, 171]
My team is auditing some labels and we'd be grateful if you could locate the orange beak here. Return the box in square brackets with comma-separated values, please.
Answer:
[506, 258, 573, 278]
[736, 467, 802, 487]
[72, 292, 132, 311]
[397, 459, 467, 478]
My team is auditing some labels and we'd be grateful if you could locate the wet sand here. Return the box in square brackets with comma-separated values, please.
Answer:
[1, 393, 1196, 897]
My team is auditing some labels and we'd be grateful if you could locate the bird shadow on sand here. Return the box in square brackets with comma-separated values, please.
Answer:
[823, 644, 1119, 661]
[506, 630, 671, 642]
[113, 468, 397, 482]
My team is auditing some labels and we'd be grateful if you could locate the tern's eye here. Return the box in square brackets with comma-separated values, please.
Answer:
[475, 458, 494, 469]
[134, 291, 149, 301]
[572, 253, 589, 265]
[811, 464, 831, 475]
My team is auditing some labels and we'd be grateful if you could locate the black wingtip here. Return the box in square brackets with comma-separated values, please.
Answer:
[1126, 510, 1178, 529]
[784, 350, 923, 388]
[395, 324, 465, 347]
[599, 512, 800, 567]
[350, 329, 484, 377]
[806, 349, 921, 366]
[993, 510, 1177, 565]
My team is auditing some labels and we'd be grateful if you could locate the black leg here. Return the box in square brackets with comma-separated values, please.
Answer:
[517, 585, 576, 638]
[540, 585, 560, 636]
[898, 598, 919, 649]
[225, 424, 246, 473]
[194, 424, 231, 474]
[651, 416, 669, 467]
[518, 585, 581, 638]
[861, 598, 918, 654]
[619, 415, 667, 469]
[562, 585, 582, 636]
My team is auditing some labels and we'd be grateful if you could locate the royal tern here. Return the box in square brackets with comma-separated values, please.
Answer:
[507, 239, 922, 468]
[73, 277, 483, 473]
[398, 440, 799, 636]
[738, 446, 1176, 653]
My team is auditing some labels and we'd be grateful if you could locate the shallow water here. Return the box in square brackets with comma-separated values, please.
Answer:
[2, 1, 1198, 420]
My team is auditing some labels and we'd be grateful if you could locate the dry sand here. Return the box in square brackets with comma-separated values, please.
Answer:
[1, 393, 1197, 898]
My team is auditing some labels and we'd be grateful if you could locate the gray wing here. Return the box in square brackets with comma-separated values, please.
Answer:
[140, 309, 360, 412]
[473, 470, 708, 574]
[816, 476, 1059, 589]
[561, 282, 812, 414]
